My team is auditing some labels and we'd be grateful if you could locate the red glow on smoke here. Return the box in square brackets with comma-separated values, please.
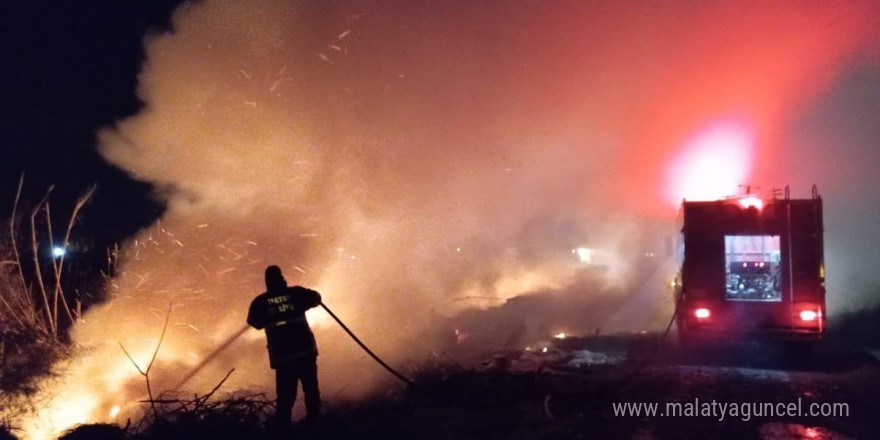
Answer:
[604, 1, 880, 215]
[665, 122, 754, 205]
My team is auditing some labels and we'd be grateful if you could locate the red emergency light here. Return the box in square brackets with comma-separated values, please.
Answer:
[694, 308, 711, 319]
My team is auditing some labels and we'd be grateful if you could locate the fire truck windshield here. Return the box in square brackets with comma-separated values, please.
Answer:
[724, 235, 782, 302]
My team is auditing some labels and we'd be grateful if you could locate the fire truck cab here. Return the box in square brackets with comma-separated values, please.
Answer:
[675, 187, 826, 341]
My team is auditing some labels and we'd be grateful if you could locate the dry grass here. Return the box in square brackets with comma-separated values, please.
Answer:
[0, 178, 98, 440]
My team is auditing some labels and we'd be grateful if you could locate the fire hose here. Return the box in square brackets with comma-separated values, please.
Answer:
[172, 302, 414, 392]
[320, 303, 415, 386]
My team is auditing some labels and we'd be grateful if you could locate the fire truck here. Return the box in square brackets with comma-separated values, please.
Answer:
[675, 186, 826, 341]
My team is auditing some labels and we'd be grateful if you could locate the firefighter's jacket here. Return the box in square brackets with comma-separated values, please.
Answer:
[247, 286, 321, 368]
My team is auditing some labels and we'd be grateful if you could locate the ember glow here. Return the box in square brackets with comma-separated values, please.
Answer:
[11, 0, 880, 438]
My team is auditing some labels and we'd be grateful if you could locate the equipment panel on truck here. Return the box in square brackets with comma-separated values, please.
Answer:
[675, 187, 825, 340]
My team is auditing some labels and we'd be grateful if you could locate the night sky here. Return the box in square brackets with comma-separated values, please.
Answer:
[1, 0, 184, 245]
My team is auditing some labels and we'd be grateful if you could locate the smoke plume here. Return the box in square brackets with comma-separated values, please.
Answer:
[19, 0, 880, 438]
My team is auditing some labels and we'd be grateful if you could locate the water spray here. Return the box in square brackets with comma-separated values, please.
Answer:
[172, 325, 249, 391]
[172, 302, 414, 392]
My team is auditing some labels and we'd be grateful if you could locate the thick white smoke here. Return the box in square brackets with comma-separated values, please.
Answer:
[18, 0, 880, 438]
[14, 2, 657, 437]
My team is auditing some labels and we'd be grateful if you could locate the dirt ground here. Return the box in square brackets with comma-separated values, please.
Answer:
[276, 334, 880, 440]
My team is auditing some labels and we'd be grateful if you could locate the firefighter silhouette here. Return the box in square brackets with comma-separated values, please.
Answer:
[247, 265, 322, 426]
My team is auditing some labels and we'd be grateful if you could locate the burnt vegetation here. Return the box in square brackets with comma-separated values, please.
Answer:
[2, 179, 880, 440]
[3, 299, 880, 440]
[9, 342, 620, 440]
[2, 323, 671, 440]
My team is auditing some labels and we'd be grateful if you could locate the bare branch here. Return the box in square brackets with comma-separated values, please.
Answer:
[51, 185, 96, 326]
[118, 341, 146, 375]
[196, 368, 235, 405]
[0, 285, 27, 329]
[30, 185, 54, 335]
[44, 200, 59, 327]
[146, 303, 172, 375]
[8, 174, 33, 327]
[20, 279, 40, 328]
[119, 303, 172, 419]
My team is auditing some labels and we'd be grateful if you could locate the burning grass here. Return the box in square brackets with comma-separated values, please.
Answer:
[22, 326, 875, 440]
[2, 326, 867, 440]
[0, 332, 661, 440]
[49, 367, 572, 440]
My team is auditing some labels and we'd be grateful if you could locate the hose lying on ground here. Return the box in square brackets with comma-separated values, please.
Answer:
[320, 302, 415, 387]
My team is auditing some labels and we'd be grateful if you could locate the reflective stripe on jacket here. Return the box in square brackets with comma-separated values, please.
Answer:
[247, 286, 321, 368]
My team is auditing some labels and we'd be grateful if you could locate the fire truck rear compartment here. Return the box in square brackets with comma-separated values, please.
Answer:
[676, 190, 825, 342]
